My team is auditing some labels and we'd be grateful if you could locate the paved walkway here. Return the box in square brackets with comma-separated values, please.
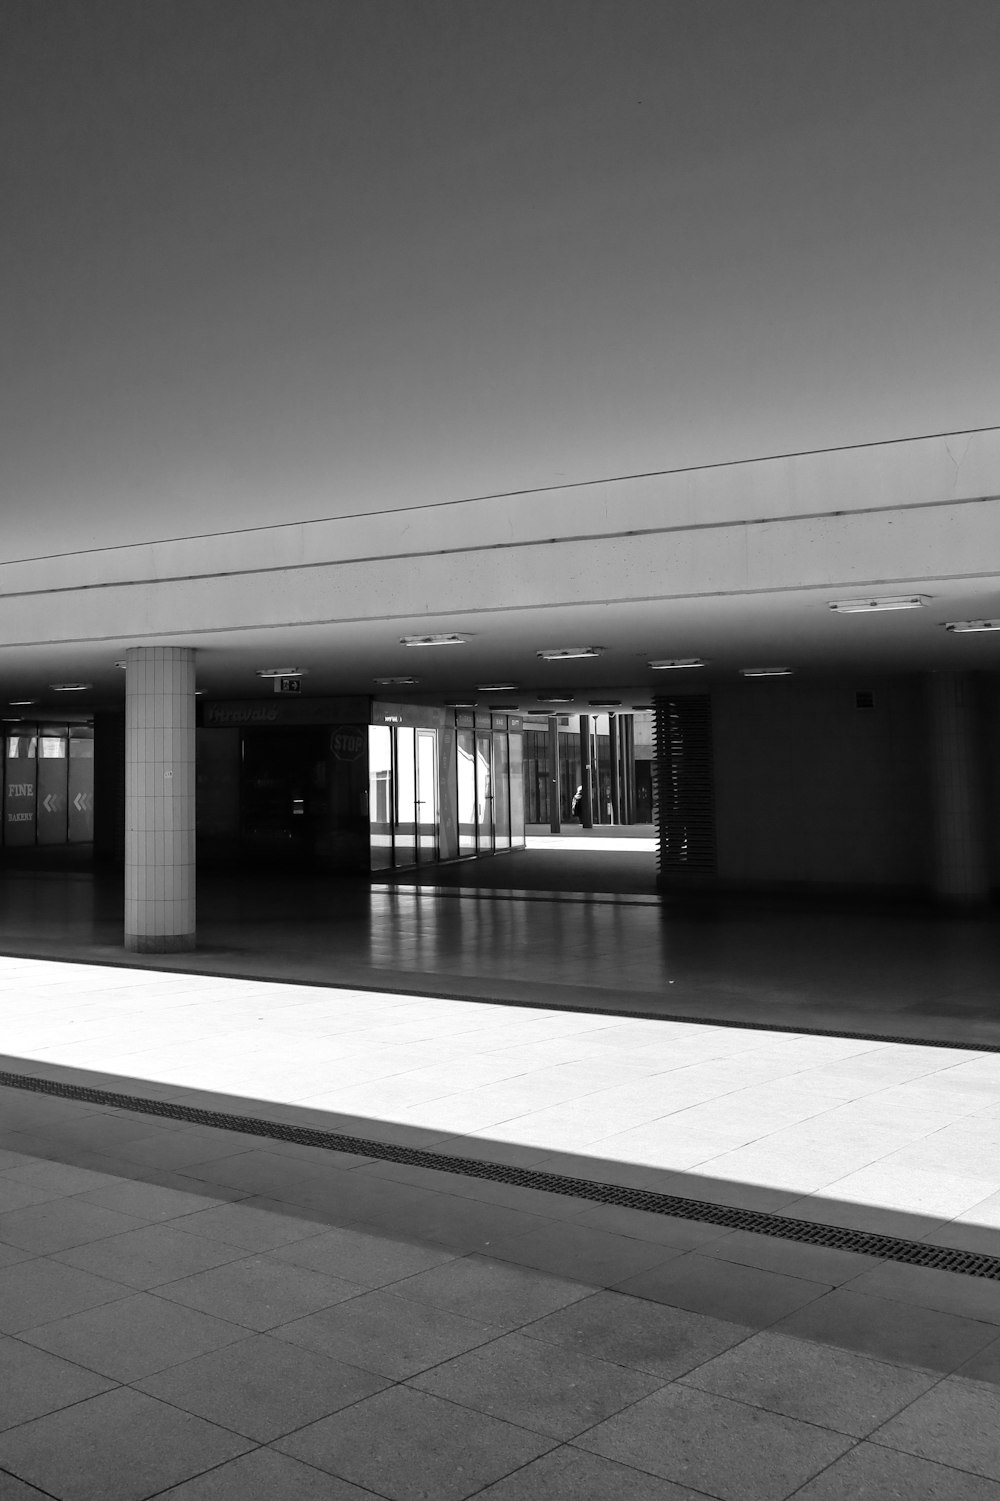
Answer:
[1, 956, 999, 1498]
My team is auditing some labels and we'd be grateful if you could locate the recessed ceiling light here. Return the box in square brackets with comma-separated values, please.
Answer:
[476, 683, 518, 692]
[486, 703, 519, 711]
[49, 683, 92, 692]
[8, 699, 38, 706]
[740, 667, 793, 678]
[944, 619, 1000, 633]
[374, 676, 420, 686]
[114, 660, 127, 669]
[537, 646, 604, 660]
[399, 634, 466, 647]
[648, 658, 707, 670]
[536, 694, 574, 704]
[255, 667, 308, 678]
[828, 596, 927, 613]
[446, 700, 478, 708]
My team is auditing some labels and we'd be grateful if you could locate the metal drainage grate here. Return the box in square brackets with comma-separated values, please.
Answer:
[3, 1069, 999, 1282]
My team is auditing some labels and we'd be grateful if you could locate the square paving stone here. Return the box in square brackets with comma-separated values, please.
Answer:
[54, 1223, 248, 1289]
[702, 1227, 884, 1286]
[137, 1332, 389, 1440]
[0, 1334, 115, 1430]
[20, 1289, 249, 1381]
[473, 1444, 715, 1500]
[0, 1199, 148, 1254]
[153, 1253, 363, 1329]
[842, 1260, 1000, 1325]
[410, 1330, 662, 1438]
[789, 1440, 1000, 1500]
[0, 1472, 54, 1498]
[274, 1287, 500, 1379]
[173, 1198, 331, 1250]
[575, 1382, 854, 1501]
[680, 1329, 938, 1436]
[485, 1219, 682, 1286]
[271, 1224, 460, 1286]
[0, 1386, 252, 1501]
[773, 1288, 1000, 1375]
[391, 1253, 591, 1328]
[615, 1251, 830, 1328]
[152, 1447, 380, 1498]
[0, 1258, 128, 1333]
[522, 1289, 751, 1379]
[275, 1384, 554, 1501]
[872, 1376, 1000, 1480]
[78, 1179, 233, 1221]
[956, 1337, 1000, 1387]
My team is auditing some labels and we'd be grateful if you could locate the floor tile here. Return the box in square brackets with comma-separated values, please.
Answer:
[701, 1227, 883, 1285]
[20, 1289, 248, 1381]
[153, 1253, 362, 1329]
[0, 1198, 148, 1254]
[0, 1334, 116, 1430]
[841, 1259, 1000, 1325]
[680, 1328, 938, 1436]
[615, 1249, 829, 1327]
[472, 1444, 710, 1499]
[77, 1178, 232, 1221]
[274, 1287, 499, 1378]
[0, 1258, 129, 1333]
[872, 1376, 1000, 1480]
[136, 1331, 389, 1440]
[789, 1440, 1000, 1499]
[275, 1384, 554, 1501]
[390, 1252, 592, 1328]
[172, 1198, 331, 1250]
[53, 1222, 248, 1289]
[483, 1218, 681, 1286]
[522, 1288, 751, 1378]
[410, 1330, 662, 1438]
[153, 1447, 380, 1498]
[270, 1224, 459, 1286]
[0, 1386, 252, 1501]
[956, 1336, 1000, 1387]
[0, 1180, 61, 1213]
[773, 1288, 1000, 1375]
[575, 1382, 854, 1501]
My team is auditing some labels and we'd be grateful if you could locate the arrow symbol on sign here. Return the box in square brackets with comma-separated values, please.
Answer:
[73, 792, 92, 812]
[42, 794, 60, 812]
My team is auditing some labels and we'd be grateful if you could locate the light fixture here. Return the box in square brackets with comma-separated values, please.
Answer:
[536, 646, 604, 660]
[374, 676, 419, 686]
[740, 667, 793, 678]
[446, 700, 477, 708]
[648, 658, 706, 670]
[476, 682, 518, 692]
[828, 596, 927, 613]
[49, 683, 92, 692]
[399, 634, 466, 647]
[589, 699, 622, 707]
[944, 619, 1000, 633]
[8, 699, 38, 706]
[536, 694, 574, 704]
[255, 667, 308, 678]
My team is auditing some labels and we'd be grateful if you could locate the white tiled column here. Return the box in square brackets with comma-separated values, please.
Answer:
[927, 672, 990, 905]
[124, 646, 196, 951]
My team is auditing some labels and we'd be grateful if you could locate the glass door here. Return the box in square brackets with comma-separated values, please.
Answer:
[393, 726, 417, 865]
[457, 728, 476, 854]
[475, 731, 493, 851]
[415, 729, 438, 862]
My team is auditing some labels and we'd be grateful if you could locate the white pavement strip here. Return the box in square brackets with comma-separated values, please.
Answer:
[525, 835, 657, 851]
[1, 955, 1000, 1241]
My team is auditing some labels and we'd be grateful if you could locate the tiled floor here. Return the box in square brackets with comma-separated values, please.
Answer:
[1, 956, 1000, 1498]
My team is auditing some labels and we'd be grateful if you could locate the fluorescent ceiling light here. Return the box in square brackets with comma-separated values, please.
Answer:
[446, 701, 477, 708]
[536, 694, 574, 704]
[740, 667, 793, 678]
[944, 619, 1000, 633]
[399, 634, 466, 647]
[537, 646, 603, 660]
[648, 658, 706, 670]
[375, 676, 419, 686]
[255, 667, 308, 678]
[828, 596, 927, 613]
[476, 682, 518, 692]
[8, 699, 38, 706]
[49, 683, 92, 692]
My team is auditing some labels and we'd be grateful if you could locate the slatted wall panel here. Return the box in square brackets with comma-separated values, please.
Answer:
[653, 693, 716, 885]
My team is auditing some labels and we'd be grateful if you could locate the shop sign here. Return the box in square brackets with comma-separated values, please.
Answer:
[202, 697, 368, 728]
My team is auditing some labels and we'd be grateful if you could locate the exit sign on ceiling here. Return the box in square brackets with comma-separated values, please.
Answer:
[274, 678, 302, 694]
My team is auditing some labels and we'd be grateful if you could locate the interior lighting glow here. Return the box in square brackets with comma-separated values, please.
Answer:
[828, 596, 927, 613]
[399, 634, 466, 647]
[476, 683, 518, 692]
[8, 699, 38, 706]
[536, 694, 574, 703]
[49, 683, 92, 692]
[648, 658, 706, 669]
[944, 619, 1000, 633]
[445, 701, 477, 708]
[374, 676, 419, 686]
[537, 646, 604, 660]
[255, 667, 307, 678]
[739, 667, 793, 678]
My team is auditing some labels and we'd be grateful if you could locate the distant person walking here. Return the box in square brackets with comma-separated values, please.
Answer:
[571, 784, 584, 822]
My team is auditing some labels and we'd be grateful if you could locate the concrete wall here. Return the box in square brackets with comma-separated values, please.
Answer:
[713, 677, 930, 894]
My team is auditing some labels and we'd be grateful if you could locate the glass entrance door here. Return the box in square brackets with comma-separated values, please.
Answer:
[415, 729, 438, 862]
[475, 731, 493, 851]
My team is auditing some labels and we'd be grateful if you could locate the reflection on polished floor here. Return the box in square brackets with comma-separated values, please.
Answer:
[1, 955, 999, 1499]
[0, 848, 999, 1048]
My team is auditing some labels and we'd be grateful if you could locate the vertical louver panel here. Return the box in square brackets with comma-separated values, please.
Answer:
[653, 693, 716, 885]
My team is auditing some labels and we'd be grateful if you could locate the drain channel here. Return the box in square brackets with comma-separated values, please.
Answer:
[3, 1068, 999, 1283]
